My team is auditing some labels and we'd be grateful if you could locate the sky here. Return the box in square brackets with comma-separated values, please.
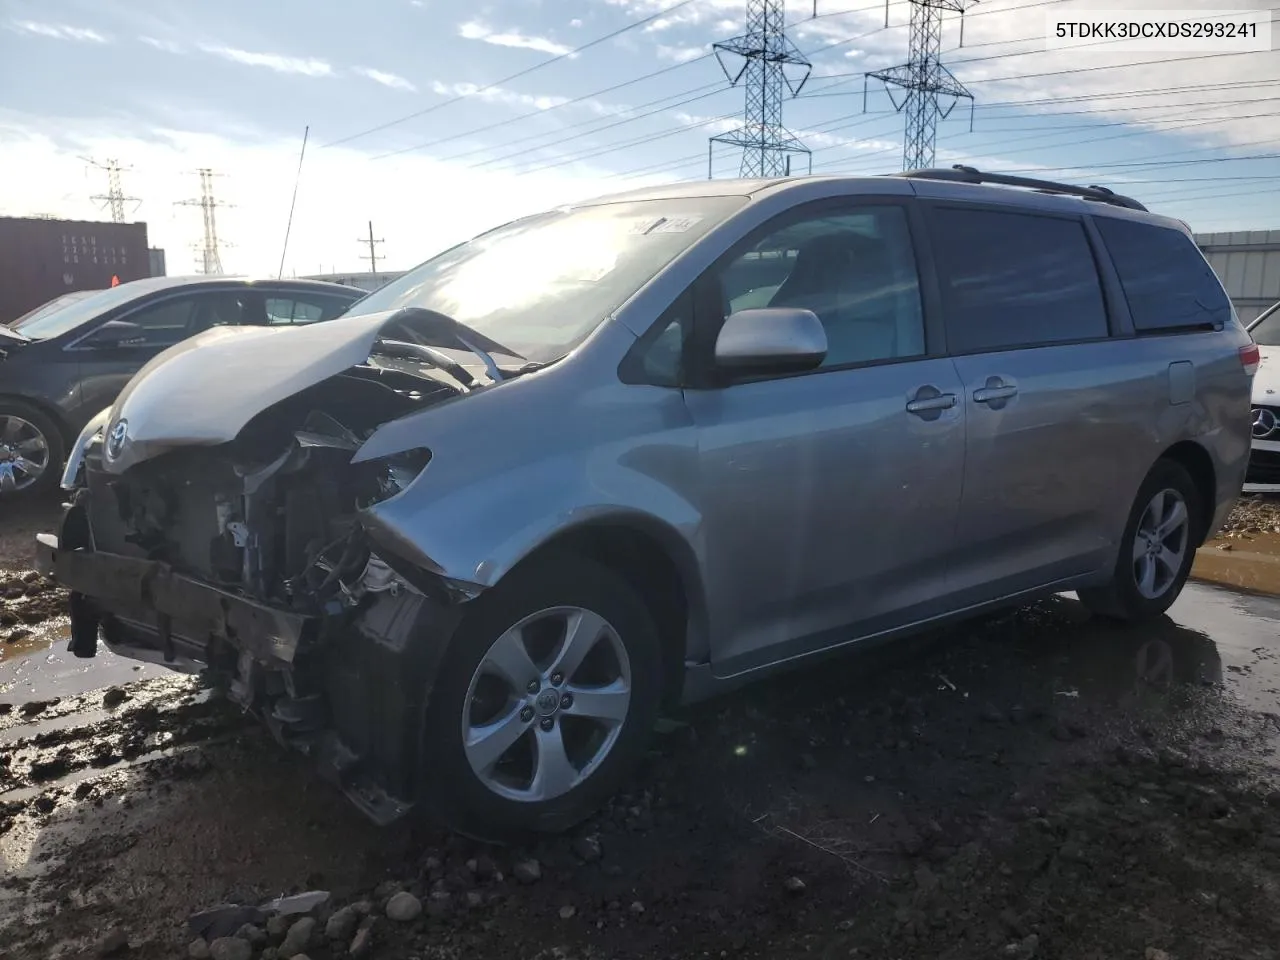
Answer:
[1, 0, 1277, 277]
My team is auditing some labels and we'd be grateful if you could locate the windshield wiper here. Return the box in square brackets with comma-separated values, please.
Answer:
[383, 307, 522, 384]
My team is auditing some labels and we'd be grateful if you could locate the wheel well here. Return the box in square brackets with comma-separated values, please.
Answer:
[519, 524, 691, 707]
[1160, 441, 1216, 545]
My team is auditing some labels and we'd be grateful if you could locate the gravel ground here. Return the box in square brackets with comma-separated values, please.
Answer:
[0, 498, 1278, 960]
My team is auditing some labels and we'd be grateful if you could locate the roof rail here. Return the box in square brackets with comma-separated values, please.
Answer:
[896, 164, 1148, 212]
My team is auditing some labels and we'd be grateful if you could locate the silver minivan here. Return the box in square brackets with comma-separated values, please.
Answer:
[38, 167, 1257, 839]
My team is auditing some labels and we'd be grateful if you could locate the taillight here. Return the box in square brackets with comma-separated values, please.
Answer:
[1240, 343, 1260, 376]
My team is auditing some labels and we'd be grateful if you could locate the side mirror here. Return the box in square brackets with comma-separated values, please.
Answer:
[714, 307, 827, 374]
[81, 319, 145, 349]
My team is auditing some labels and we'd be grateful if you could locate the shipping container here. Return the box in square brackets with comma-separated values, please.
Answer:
[0, 216, 150, 323]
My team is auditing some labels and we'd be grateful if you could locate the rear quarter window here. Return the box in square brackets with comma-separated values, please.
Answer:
[1093, 217, 1232, 333]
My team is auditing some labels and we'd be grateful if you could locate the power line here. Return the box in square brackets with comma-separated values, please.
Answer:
[175, 169, 230, 275]
[322, 0, 702, 149]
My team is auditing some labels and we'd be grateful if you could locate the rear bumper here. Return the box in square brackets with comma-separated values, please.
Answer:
[1243, 440, 1280, 492]
[36, 532, 318, 664]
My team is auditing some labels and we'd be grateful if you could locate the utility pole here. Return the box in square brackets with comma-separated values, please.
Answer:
[867, 0, 976, 171]
[359, 221, 385, 275]
[81, 157, 140, 223]
[175, 169, 231, 274]
[709, 0, 812, 179]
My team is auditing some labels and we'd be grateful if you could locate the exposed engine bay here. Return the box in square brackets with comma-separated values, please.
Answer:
[87, 361, 443, 616]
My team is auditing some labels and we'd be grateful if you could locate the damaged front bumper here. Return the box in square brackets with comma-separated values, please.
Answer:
[37, 517, 469, 826]
[36, 532, 316, 664]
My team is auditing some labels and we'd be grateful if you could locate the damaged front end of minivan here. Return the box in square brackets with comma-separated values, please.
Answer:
[36, 308, 518, 823]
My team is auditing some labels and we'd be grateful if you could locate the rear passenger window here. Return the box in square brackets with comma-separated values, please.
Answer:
[1094, 218, 1231, 332]
[931, 207, 1109, 353]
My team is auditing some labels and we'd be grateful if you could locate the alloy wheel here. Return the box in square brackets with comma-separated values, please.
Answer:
[0, 415, 51, 493]
[1131, 487, 1190, 600]
[461, 606, 632, 803]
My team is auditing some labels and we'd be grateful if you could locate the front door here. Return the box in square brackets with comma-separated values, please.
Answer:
[682, 200, 968, 677]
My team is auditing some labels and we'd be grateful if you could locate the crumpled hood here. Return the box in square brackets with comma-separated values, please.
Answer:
[1253, 344, 1278, 405]
[101, 310, 400, 474]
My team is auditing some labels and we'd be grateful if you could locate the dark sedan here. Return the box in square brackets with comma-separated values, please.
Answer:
[0, 275, 363, 496]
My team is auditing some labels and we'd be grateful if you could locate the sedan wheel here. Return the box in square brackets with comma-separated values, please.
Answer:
[0, 405, 61, 497]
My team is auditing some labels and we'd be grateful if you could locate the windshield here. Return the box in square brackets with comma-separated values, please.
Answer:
[1250, 302, 1280, 346]
[9, 290, 98, 328]
[347, 196, 746, 364]
[13, 283, 148, 340]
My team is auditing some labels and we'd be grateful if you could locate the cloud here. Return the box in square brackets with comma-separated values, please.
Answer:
[656, 44, 707, 63]
[458, 20, 572, 56]
[354, 67, 416, 92]
[429, 80, 569, 112]
[198, 44, 333, 77]
[570, 18, 584, 28]
[11, 20, 109, 43]
[139, 35, 182, 53]
[410, 0, 425, 5]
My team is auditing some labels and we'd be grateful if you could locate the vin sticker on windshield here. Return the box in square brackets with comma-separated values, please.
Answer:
[629, 215, 704, 236]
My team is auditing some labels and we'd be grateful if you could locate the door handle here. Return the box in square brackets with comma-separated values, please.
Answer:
[906, 385, 957, 419]
[973, 377, 1018, 405]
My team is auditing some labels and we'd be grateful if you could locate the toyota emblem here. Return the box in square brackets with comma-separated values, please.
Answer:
[105, 419, 129, 460]
[1252, 407, 1278, 440]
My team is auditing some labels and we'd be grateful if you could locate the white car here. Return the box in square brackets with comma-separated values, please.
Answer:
[1246, 300, 1280, 493]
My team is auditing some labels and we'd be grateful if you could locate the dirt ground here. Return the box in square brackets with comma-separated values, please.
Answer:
[1, 496, 1278, 960]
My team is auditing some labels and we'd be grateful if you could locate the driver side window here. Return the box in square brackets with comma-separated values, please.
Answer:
[717, 205, 926, 368]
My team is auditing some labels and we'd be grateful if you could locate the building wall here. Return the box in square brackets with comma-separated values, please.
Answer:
[1195, 230, 1280, 325]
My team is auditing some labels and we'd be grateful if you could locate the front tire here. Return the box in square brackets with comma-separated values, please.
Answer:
[420, 552, 663, 842]
[0, 401, 63, 498]
[1078, 459, 1201, 623]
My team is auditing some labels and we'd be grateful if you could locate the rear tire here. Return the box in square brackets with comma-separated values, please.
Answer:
[1078, 459, 1201, 623]
[420, 552, 663, 843]
[0, 400, 64, 498]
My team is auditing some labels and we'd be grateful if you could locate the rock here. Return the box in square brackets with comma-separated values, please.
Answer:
[629, 901, 646, 914]
[190, 906, 267, 942]
[783, 876, 806, 894]
[513, 859, 542, 884]
[980, 704, 1005, 723]
[235, 923, 266, 946]
[102, 687, 128, 708]
[349, 926, 374, 959]
[572, 835, 603, 863]
[385, 891, 423, 923]
[208, 939, 252, 960]
[1145, 950, 1171, 960]
[20, 699, 55, 717]
[471, 854, 498, 880]
[559, 905, 577, 919]
[262, 890, 330, 917]
[260, 951, 276, 960]
[279, 916, 316, 958]
[265, 915, 291, 940]
[352, 900, 373, 916]
[465, 890, 484, 909]
[188, 940, 212, 960]
[99, 928, 129, 955]
[325, 906, 359, 942]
